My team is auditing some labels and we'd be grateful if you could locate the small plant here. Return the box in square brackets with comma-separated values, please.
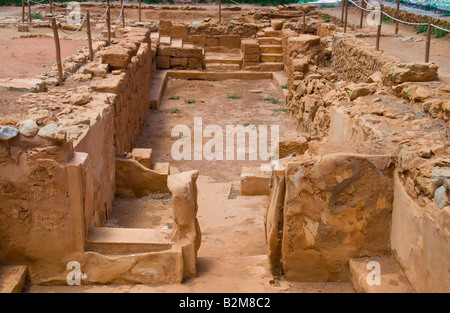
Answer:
[184, 99, 195, 104]
[170, 108, 180, 114]
[187, 84, 194, 88]
[31, 12, 42, 20]
[243, 122, 250, 126]
[260, 95, 280, 104]
[281, 83, 287, 89]
[382, 16, 391, 23]
[207, 83, 214, 87]
[10, 52, 15, 57]
[322, 14, 330, 21]
[228, 93, 242, 99]
[275, 107, 287, 112]
[416, 21, 449, 38]
[168, 96, 179, 100]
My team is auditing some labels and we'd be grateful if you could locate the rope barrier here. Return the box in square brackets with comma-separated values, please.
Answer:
[115, 1, 125, 23]
[347, 0, 374, 12]
[380, 10, 428, 26]
[347, 0, 450, 32]
[431, 23, 450, 33]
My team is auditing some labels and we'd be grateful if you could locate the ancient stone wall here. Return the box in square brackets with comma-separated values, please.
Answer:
[96, 29, 153, 155]
[0, 28, 162, 283]
[331, 34, 397, 83]
[382, 6, 450, 32]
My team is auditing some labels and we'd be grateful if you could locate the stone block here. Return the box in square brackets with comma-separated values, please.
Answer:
[101, 45, 133, 69]
[131, 148, 152, 169]
[240, 166, 272, 196]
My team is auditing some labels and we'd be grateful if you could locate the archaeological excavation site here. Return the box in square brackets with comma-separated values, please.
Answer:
[0, 0, 449, 295]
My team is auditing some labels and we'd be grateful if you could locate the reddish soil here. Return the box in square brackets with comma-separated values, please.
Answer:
[0, 38, 87, 79]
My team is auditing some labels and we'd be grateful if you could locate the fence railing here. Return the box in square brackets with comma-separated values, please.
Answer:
[341, 0, 450, 63]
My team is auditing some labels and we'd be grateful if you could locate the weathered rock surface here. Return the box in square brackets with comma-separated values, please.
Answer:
[37, 122, 67, 142]
[281, 153, 394, 282]
[17, 120, 39, 137]
[0, 126, 19, 141]
[382, 62, 439, 85]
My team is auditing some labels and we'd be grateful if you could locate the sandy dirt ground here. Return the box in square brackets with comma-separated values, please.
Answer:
[138, 78, 295, 182]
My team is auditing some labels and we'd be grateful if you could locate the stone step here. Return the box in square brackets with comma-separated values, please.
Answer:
[272, 72, 289, 101]
[204, 56, 242, 65]
[260, 53, 283, 63]
[240, 166, 271, 196]
[259, 62, 284, 72]
[0, 265, 27, 293]
[149, 70, 168, 110]
[204, 63, 241, 71]
[85, 227, 174, 255]
[257, 27, 282, 38]
[258, 37, 282, 46]
[259, 45, 283, 54]
[349, 256, 416, 293]
[152, 162, 170, 176]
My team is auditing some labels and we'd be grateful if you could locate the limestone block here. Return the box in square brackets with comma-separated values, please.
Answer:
[171, 24, 189, 40]
[382, 62, 439, 85]
[17, 24, 29, 32]
[101, 45, 133, 69]
[278, 131, 308, 158]
[241, 40, 260, 55]
[282, 154, 394, 282]
[240, 166, 272, 196]
[291, 57, 309, 73]
[81, 62, 109, 78]
[265, 168, 286, 275]
[287, 35, 320, 53]
[158, 20, 172, 36]
[115, 158, 169, 197]
[189, 34, 207, 47]
[131, 148, 152, 169]
[243, 54, 260, 63]
[218, 35, 241, 49]
[37, 122, 67, 143]
[170, 57, 188, 68]
[271, 19, 284, 31]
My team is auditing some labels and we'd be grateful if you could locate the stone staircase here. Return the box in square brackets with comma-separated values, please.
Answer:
[85, 227, 174, 255]
[257, 27, 284, 72]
